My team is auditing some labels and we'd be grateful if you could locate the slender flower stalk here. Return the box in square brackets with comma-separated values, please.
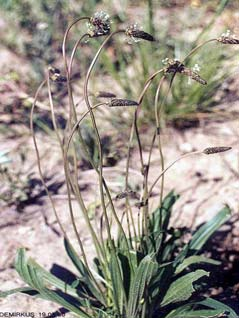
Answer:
[69, 34, 90, 79]
[30, 80, 67, 234]
[83, 30, 139, 311]
[83, 30, 126, 244]
[182, 38, 217, 63]
[153, 75, 166, 231]
[46, 75, 107, 300]
[145, 146, 232, 202]
[30, 79, 97, 276]
[62, 17, 90, 123]
[62, 16, 123, 277]
[129, 36, 223, 231]
[125, 68, 165, 238]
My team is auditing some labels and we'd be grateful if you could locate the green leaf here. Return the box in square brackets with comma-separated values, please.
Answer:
[165, 297, 237, 318]
[64, 238, 105, 304]
[27, 266, 91, 317]
[128, 255, 158, 317]
[150, 191, 179, 234]
[175, 256, 220, 274]
[165, 307, 225, 318]
[199, 298, 237, 318]
[14, 248, 91, 316]
[189, 206, 231, 252]
[175, 207, 231, 266]
[0, 287, 39, 298]
[161, 269, 209, 307]
[109, 253, 124, 315]
[28, 258, 82, 299]
[15, 248, 34, 288]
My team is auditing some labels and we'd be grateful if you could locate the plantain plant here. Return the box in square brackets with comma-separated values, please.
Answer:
[1, 11, 238, 318]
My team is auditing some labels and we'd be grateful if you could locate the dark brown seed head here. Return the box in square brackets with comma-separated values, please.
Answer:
[48, 66, 67, 83]
[115, 190, 139, 200]
[125, 24, 155, 42]
[96, 91, 117, 98]
[164, 59, 185, 74]
[181, 68, 207, 85]
[203, 147, 232, 155]
[88, 11, 111, 37]
[189, 72, 207, 85]
[48, 66, 60, 75]
[135, 199, 148, 208]
[127, 29, 155, 41]
[109, 98, 139, 107]
[217, 36, 239, 44]
[164, 59, 207, 85]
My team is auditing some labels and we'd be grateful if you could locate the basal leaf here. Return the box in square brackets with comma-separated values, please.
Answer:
[15, 248, 34, 287]
[109, 253, 124, 315]
[165, 307, 225, 318]
[199, 298, 237, 318]
[28, 266, 90, 317]
[0, 287, 39, 298]
[189, 207, 231, 252]
[175, 256, 220, 274]
[64, 238, 105, 304]
[128, 255, 158, 317]
[28, 258, 82, 299]
[150, 191, 179, 234]
[161, 269, 209, 307]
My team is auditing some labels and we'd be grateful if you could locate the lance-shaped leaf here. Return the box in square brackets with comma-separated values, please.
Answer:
[165, 304, 226, 318]
[0, 287, 39, 298]
[28, 266, 91, 317]
[64, 238, 105, 304]
[161, 269, 209, 307]
[14, 248, 90, 317]
[128, 255, 158, 317]
[175, 256, 220, 275]
[189, 206, 231, 252]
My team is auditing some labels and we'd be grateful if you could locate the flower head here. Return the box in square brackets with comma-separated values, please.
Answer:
[96, 91, 116, 98]
[48, 66, 66, 83]
[163, 59, 207, 85]
[203, 147, 232, 155]
[192, 63, 200, 72]
[87, 11, 111, 38]
[162, 58, 169, 65]
[109, 98, 139, 107]
[125, 23, 155, 44]
[217, 30, 239, 44]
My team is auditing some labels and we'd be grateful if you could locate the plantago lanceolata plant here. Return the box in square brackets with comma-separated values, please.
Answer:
[1, 11, 238, 318]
